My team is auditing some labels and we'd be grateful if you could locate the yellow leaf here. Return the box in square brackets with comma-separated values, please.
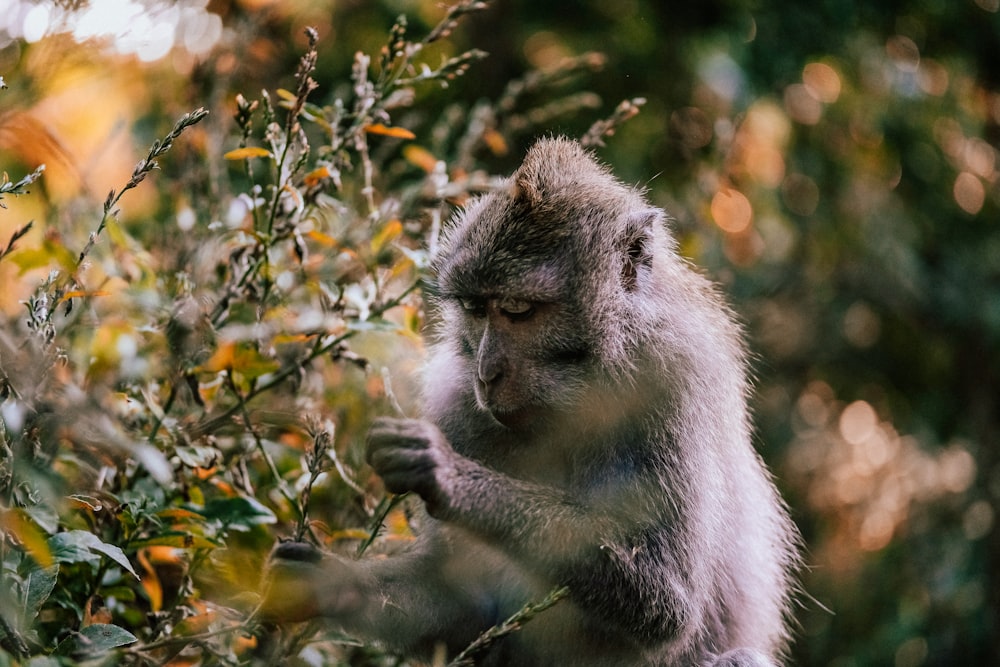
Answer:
[230, 346, 280, 379]
[388, 254, 415, 281]
[329, 528, 372, 542]
[104, 215, 129, 248]
[402, 304, 421, 334]
[371, 219, 403, 255]
[198, 341, 279, 379]
[1, 509, 53, 567]
[364, 123, 416, 139]
[224, 146, 272, 160]
[276, 88, 296, 101]
[8, 240, 77, 274]
[197, 375, 223, 406]
[386, 506, 415, 540]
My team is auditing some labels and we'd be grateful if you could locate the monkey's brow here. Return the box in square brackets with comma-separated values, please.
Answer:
[439, 266, 567, 303]
[458, 283, 564, 304]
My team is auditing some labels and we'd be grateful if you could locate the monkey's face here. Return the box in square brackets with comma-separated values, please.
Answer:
[443, 287, 592, 431]
[431, 137, 663, 430]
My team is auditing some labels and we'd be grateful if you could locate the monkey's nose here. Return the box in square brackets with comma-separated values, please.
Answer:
[478, 364, 502, 387]
[477, 358, 504, 394]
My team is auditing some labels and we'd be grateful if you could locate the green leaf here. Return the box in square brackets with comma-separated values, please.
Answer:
[7, 240, 76, 274]
[56, 624, 137, 656]
[81, 623, 138, 650]
[22, 565, 59, 624]
[195, 497, 276, 531]
[23, 505, 59, 535]
[48, 532, 101, 568]
[48, 531, 139, 579]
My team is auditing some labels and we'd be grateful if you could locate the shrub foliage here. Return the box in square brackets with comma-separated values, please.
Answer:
[0, 2, 635, 664]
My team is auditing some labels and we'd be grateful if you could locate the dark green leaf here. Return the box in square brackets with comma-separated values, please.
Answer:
[48, 531, 138, 579]
[195, 497, 276, 531]
[56, 624, 136, 656]
[22, 565, 59, 624]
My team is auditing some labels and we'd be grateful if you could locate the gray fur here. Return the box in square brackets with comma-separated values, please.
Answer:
[265, 137, 798, 666]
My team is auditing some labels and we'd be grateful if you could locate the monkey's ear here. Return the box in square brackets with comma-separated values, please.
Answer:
[621, 209, 657, 291]
[511, 172, 543, 210]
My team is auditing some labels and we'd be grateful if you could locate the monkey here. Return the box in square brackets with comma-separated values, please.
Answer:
[262, 137, 799, 666]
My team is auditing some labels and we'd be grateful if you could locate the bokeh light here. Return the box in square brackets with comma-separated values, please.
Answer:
[710, 187, 752, 233]
[0, 0, 222, 62]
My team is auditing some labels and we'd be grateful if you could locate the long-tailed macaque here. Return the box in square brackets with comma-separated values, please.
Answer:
[264, 138, 799, 666]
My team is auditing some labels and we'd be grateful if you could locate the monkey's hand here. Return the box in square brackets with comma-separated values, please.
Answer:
[366, 417, 458, 513]
[257, 542, 367, 623]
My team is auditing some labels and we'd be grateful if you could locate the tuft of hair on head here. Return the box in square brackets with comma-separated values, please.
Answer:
[510, 137, 611, 208]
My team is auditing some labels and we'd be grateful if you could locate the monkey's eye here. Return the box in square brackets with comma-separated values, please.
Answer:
[497, 297, 535, 320]
[458, 297, 487, 317]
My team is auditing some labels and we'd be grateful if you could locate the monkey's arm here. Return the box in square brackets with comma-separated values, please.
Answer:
[261, 535, 501, 655]
[367, 417, 692, 645]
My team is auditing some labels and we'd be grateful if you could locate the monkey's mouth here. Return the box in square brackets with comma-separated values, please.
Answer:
[475, 381, 541, 430]
[486, 405, 540, 431]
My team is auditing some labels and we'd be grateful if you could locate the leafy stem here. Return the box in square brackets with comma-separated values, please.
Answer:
[188, 278, 419, 442]
[93, 108, 210, 264]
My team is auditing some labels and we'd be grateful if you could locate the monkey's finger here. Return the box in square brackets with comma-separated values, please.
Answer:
[367, 440, 433, 473]
[366, 429, 432, 465]
[369, 416, 424, 433]
[379, 462, 436, 496]
[369, 449, 436, 495]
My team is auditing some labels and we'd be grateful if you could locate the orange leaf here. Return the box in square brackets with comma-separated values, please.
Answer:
[197, 341, 236, 373]
[137, 549, 163, 611]
[175, 610, 218, 635]
[273, 333, 314, 344]
[60, 290, 110, 302]
[234, 633, 258, 654]
[303, 166, 330, 187]
[306, 229, 339, 248]
[364, 123, 416, 139]
[157, 508, 203, 521]
[482, 128, 509, 156]
[224, 146, 272, 160]
[403, 145, 439, 173]
[194, 466, 218, 480]
[209, 477, 237, 496]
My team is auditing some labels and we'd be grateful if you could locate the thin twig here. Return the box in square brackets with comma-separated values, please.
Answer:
[447, 586, 571, 666]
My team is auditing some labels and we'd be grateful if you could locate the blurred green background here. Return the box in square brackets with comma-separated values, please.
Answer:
[1, 0, 998, 664]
